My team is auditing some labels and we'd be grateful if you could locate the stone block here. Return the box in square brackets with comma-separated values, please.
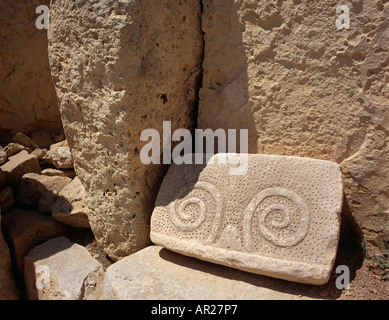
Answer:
[51, 177, 90, 228]
[103, 246, 316, 300]
[17, 173, 71, 212]
[42, 146, 73, 170]
[0, 150, 41, 190]
[151, 154, 343, 285]
[12, 132, 38, 151]
[2, 209, 69, 275]
[24, 237, 104, 300]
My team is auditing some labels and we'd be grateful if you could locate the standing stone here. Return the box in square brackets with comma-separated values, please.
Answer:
[0, 0, 62, 135]
[24, 237, 104, 300]
[151, 154, 343, 285]
[0, 211, 19, 300]
[48, 0, 203, 260]
[198, 0, 389, 247]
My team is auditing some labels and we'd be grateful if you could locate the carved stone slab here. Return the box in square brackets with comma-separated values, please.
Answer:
[150, 154, 343, 285]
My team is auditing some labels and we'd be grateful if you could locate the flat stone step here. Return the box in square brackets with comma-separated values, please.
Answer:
[103, 246, 317, 300]
[151, 154, 343, 285]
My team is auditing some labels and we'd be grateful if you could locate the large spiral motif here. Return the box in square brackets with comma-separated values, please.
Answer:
[243, 187, 310, 248]
[170, 181, 223, 244]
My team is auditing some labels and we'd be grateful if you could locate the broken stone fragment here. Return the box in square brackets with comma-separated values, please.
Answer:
[31, 148, 47, 160]
[41, 168, 76, 179]
[151, 154, 343, 285]
[17, 173, 71, 211]
[3, 143, 30, 158]
[41, 168, 66, 177]
[51, 177, 90, 228]
[49, 140, 68, 150]
[42, 146, 73, 169]
[0, 150, 42, 190]
[1, 209, 70, 276]
[12, 132, 38, 150]
[24, 236, 105, 300]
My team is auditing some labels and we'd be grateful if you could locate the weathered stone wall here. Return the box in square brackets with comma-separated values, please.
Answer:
[0, 0, 62, 135]
[198, 0, 389, 246]
[48, 0, 204, 260]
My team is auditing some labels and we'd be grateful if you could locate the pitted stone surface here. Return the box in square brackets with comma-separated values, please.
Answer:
[150, 154, 343, 285]
[48, 0, 203, 260]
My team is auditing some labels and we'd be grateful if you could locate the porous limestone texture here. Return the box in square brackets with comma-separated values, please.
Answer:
[151, 154, 343, 285]
[48, 0, 204, 260]
[198, 0, 389, 245]
[24, 237, 104, 300]
[0, 0, 62, 135]
[103, 246, 316, 300]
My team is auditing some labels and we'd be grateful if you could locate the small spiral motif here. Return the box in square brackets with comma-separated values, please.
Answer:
[243, 187, 310, 248]
[170, 181, 223, 244]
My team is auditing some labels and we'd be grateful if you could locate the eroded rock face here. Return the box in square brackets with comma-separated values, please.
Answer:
[48, 0, 204, 260]
[0, 0, 62, 135]
[198, 0, 389, 245]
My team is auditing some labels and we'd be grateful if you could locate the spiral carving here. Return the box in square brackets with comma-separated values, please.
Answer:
[243, 187, 310, 248]
[170, 181, 223, 244]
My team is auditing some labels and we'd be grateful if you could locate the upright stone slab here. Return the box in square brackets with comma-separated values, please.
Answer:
[198, 0, 389, 248]
[151, 154, 343, 285]
[48, 0, 203, 260]
[0, 0, 62, 135]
